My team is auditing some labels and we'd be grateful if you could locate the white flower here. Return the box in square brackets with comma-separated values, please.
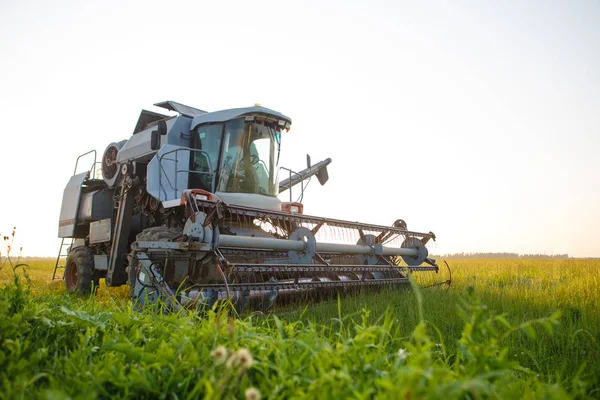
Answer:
[397, 348, 409, 360]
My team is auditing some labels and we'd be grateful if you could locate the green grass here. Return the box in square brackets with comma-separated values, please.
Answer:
[0, 259, 598, 398]
[281, 259, 600, 381]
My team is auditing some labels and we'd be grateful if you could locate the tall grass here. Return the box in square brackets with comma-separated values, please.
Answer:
[280, 259, 600, 390]
[0, 259, 598, 398]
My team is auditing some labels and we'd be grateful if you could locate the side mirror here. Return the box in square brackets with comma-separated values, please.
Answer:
[150, 130, 160, 151]
[158, 120, 168, 135]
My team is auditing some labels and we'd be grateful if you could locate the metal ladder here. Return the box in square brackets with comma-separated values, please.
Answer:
[52, 237, 74, 280]
[52, 150, 99, 281]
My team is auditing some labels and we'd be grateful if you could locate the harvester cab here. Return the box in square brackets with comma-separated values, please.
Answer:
[55, 101, 449, 311]
[186, 109, 286, 202]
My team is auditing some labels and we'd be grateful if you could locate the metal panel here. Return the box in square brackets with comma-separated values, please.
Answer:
[58, 171, 89, 238]
[94, 255, 108, 271]
[133, 110, 169, 135]
[118, 115, 193, 163]
[154, 101, 207, 117]
[165, 115, 195, 147]
[77, 190, 113, 221]
[78, 192, 95, 220]
[216, 192, 281, 211]
[90, 219, 112, 244]
[116, 125, 157, 164]
[190, 106, 291, 130]
[146, 144, 191, 201]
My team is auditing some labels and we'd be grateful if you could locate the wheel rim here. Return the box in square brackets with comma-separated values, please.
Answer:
[67, 260, 77, 289]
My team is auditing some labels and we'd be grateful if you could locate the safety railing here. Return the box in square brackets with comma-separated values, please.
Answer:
[280, 166, 307, 203]
[157, 147, 215, 201]
[73, 150, 97, 177]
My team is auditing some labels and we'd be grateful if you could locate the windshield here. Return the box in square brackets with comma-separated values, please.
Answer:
[217, 118, 282, 196]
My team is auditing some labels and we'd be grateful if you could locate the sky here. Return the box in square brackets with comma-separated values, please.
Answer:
[0, 0, 598, 258]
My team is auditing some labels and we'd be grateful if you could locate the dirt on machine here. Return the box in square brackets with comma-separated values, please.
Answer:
[55, 101, 450, 312]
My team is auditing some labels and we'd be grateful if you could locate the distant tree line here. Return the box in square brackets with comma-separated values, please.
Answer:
[431, 252, 570, 259]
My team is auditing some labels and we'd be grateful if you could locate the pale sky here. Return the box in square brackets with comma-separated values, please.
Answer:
[0, 0, 598, 257]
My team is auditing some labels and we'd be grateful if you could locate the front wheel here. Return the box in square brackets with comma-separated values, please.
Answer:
[65, 247, 99, 295]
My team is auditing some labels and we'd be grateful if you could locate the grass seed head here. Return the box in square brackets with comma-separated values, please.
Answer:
[236, 348, 253, 368]
[211, 345, 229, 365]
[226, 348, 254, 371]
[245, 387, 261, 400]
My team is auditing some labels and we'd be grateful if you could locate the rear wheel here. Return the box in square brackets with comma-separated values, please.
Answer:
[65, 246, 99, 295]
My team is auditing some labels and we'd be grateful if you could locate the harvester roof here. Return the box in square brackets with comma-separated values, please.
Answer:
[190, 106, 292, 130]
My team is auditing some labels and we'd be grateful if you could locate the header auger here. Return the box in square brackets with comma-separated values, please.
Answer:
[56, 101, 450, 312]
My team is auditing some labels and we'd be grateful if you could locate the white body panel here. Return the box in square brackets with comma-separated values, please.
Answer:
[117, 127, 157, 163]
[58, 172, 89, 237]
[215, 192, 281, 211]
[147, 144, 191, 201]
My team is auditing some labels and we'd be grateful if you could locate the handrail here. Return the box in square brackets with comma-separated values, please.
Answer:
[280, 166, 306, 203]
[157, 147, 215, 200]
[74, 150, 97, 177]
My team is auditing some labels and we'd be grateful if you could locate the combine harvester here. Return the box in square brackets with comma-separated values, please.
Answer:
[55, 101, 450, 311]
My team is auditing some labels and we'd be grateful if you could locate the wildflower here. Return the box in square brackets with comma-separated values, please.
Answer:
[236, 348, 253, 368]
[226, 348, 254, 370]
[245, 387, 261, 400]
[211, 345, 229, 365]
[397, 348, 409, 360]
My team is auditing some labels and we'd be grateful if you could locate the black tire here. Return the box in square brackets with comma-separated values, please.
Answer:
[65, 247, 99, 295]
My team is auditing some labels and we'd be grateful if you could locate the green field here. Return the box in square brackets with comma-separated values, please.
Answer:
[1, 258, 598, 399]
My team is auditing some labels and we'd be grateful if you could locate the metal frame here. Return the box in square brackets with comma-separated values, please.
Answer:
[157, 147, 215, 200]
[195, 200, 433, 240]
[73, 150, 97, 177]
[280, 166, 306, 203]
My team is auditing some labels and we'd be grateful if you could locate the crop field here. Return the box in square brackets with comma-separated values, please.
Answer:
[1, 258, 598, 399]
